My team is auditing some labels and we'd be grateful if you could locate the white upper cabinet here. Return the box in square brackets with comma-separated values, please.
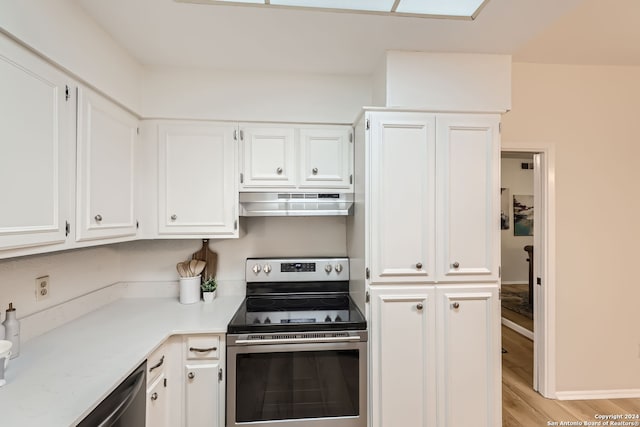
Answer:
[158, 122, 238, 237]
[0, 35, 72, 252]
[76, 86, 138, 241]
[368, 113, 436, 284]
[365, 111, 499, 283]
[436, 114, 500, 282]
[299, 127, 352, 189]
[240, 126, 295, 188]
[239, 124, 353, 192]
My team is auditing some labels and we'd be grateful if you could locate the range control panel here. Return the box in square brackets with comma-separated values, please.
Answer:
[246, 258, 349, 282]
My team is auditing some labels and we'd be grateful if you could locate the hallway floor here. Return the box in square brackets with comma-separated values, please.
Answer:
[502, 326, 640, 426]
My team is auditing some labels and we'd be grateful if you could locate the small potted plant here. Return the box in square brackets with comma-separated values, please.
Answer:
[201, 275, 217, 303]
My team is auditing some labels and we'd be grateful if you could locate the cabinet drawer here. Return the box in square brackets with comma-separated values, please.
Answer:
[147, 344, 168, 385]
[185, 335, 220, 360]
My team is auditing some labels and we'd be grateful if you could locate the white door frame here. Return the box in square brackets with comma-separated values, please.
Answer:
[501, 141, 557, 399]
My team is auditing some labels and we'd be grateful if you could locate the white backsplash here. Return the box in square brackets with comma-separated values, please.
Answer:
[0, 216, 347, 342]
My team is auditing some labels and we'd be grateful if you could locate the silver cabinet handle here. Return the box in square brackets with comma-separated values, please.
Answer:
[188, 372, 195, 380]
[189, 346, 217, 353]
[170, 214, 177, 221]
[276, 167, 283, 174]
[95, 214, 102, 222]
[151, 392, 158, 401]
[312, 168, 318, 175]
[149, 355, 164, 373]
[416, 262, 423, 270]
[452, 261, 460, 269]
[452, 302, 460, 309]
[416, 303, 423, 310]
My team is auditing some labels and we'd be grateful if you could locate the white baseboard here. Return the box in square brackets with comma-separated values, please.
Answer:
[501, 317, 534, 340]
[502, 281, 529, 285]
[555, 389, 640, 400]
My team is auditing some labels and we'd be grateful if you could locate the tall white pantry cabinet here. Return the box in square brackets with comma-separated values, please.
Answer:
[350, 110, 501, 427]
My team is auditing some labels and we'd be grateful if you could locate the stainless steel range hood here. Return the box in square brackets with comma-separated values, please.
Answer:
[239, 192, 354, 217]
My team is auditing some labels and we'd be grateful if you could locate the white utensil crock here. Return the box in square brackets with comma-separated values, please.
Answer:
[179, 276, 201, 304]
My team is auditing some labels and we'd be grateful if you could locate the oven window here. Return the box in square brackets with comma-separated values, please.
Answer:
[235, 350, 359, 422]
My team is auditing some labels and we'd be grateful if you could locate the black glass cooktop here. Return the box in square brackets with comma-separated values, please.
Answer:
[227, 293, 366, 334]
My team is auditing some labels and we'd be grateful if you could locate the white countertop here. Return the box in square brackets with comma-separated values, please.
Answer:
[0, 295, 244, 427]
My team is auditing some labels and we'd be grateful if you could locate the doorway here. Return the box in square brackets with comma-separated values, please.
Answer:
[500, 142, 556, 398]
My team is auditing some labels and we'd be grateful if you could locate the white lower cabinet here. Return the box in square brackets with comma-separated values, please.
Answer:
[435, 285, 501, 427]
[147, 373, 170, 427]
[370, 286, 437, 427]
[369, 284, 501, 427]
[145, 338, 177, 427]
[182, 334, 225, 427]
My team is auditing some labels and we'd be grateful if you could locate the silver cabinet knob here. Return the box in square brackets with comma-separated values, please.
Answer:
[325, 264, 333, 273]
[151, 392, 158, 401]
[335, 263, 343, 273]
[416, 303, 423, 310]
[188, 372, 195, 380]
[276, 167, 283, 174]
[263, 264, 272, 274]
[452, 302, 460, 309]
[252, 264, 261, 275]
[452, 261, 460, 269]
[94, 214, 102, 222]
[170, 214, 177, 221]
[312, 168, 318, 175]
[416, 262, 423, 270]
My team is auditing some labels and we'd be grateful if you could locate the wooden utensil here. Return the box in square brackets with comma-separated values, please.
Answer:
[191, 239, 218, 280]
[192, 259, 206, 277]
[176, 261, 189, 278]
[189, 259, 201, 277]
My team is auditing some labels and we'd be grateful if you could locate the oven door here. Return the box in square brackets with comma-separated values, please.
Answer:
[227, 332, 367, 427]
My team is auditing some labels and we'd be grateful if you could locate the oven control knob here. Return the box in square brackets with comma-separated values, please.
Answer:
[264, 317, 271, 324]
[252, 264, 261, 275]
[325, 264, 333, 273]
[263, 264, 272, 274]
[335, 263, 343, 274]
[324, 315, 332, 322]
[253, 318, 261, 324]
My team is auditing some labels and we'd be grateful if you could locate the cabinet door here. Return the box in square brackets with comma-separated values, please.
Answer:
[240, 126, 295, 189]
[0, 35, 72, 251]
[370, 287, 436, 427]
[436, 114, 500, 282]
[76, 87, 138, 241]
[146, 373, 169, 427]
[158, 123, 238, 236]
[369, 113, 436, 283]
[298, 127, 352, 189]
[185, 363, 221, 427]
[436, 285, 501, 427]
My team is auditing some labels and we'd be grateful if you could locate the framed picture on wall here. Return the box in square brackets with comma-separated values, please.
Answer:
[513, 194, 534, 236]
[500, 188, 510, 230]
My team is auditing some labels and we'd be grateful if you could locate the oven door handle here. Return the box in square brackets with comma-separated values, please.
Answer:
[234, 335, 363, 345]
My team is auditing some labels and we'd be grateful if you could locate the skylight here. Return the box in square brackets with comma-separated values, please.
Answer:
[176, 0, 490, 19]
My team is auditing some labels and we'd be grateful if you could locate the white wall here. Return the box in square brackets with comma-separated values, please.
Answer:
[141, 66, 371, 123]
[118, 217, 347, 285]
[503, 62, 640, 394]
[501, 157, 534, 283]
[0, 246, 121, 333]
[0, 0, 143, 112]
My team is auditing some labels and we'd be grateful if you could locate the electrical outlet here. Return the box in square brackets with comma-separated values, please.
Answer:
[35, 276, 50, 301]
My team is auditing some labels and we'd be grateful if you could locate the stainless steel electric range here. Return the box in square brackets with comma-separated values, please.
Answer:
[226, 258, 367, 427]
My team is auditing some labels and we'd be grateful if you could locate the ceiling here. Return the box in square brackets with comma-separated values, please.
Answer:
[74, 0, 640, 75]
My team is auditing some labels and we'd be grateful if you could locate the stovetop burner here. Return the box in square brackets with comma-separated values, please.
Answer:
[227, 257, 366, 334]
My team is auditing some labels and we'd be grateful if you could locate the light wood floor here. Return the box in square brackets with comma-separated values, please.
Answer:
[502, 306, 533, 332]
[502, 326, 640, 426]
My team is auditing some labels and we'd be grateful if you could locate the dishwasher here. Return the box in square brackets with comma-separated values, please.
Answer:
[77, 361, 146, 427]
